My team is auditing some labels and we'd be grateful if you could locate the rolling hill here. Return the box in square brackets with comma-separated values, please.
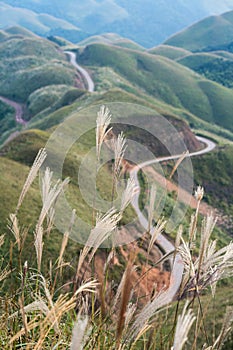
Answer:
[148, 45, 190, 60]
[178, 53, 233, 88]
[164, 10, 233, 52]
[161, 11, 233, 89]
[0, 28, 81, 104]
[0, 27, 89, 143]
[75, 43, 233, 132]
[77, 33, 145, 51]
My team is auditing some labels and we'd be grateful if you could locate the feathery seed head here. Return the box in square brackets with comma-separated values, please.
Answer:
[112, 131, 127, 178]
[96, 105, 112, 161]
[172, 302, 195, 350]
[120, 177, 138, 212]
[195, 185, 204, 201]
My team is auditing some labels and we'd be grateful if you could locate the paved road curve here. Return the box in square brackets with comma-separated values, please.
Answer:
[130, 136, 216, 303]
[64, 51, 95, 92]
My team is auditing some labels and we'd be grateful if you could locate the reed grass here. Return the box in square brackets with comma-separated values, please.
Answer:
[0, 106, 232, 349]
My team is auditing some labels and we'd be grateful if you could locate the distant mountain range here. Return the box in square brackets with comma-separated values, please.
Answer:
[2, 0, 233, 46]
[0, 2, 87, 42]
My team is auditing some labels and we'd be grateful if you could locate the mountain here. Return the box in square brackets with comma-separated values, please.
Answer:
[164, 10, 233, 52]
[0, 2, 87, 41]
[2, 0, 233, 47]
[161, 10, 233, 89]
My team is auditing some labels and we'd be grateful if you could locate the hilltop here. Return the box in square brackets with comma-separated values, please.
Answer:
[164, 10, 233, 52]
[160, 10, 233, 91]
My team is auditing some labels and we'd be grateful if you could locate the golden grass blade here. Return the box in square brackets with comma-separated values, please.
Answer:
[148, 183, 157, 232]
[77, 209, 121, 275]
[58, 209, 76, 273]
[169, 150, 189, 180]
[16, 148, 47, 214]
[112, 131, 127, 178]
[148, 217, 166, 254]
[96, 105, 112, 162]
[0, 234, 4, 248]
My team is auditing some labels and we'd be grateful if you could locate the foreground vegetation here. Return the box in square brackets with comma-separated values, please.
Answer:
[0, 106, 233, 349]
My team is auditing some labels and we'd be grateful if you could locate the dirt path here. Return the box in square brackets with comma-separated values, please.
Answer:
[0, 96, 26, 126]
[130, 136, 216, 303]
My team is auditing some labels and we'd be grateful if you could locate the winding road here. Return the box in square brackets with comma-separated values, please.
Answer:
[0, 96, 26, 126]
[64, 51, 95, 92]
[130, 136, 216, 302]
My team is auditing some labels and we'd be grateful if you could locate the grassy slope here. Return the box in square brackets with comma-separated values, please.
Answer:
[0, 28, 87, 141]
[192, 144, 233, 217]
[26, 85, 85, 119]
[26, 87, 203, 156]
[178, 53, 233, 88]
[164, 10, 233, 52]
[0, 33, 76, 102]
[76, 43, 233, 131]
[178, 52, 224, 67]
[0, 99, 16, 134]
[148, 44, 191, 60]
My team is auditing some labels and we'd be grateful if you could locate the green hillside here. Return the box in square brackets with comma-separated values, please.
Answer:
[192, 144, 233, 219]
[148, 45, 190, 60]
[178, 52, 226, 67]
[179, 53, 233, 88]
[0, 99, 16, 134]
[0, 29, 78, 103]
[75, 43, 233, 132]
[164, 10, 233, 52]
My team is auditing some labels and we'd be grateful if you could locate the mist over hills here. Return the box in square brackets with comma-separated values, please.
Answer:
[2, 0, 233, 46]
[0, 2, 87, 41]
